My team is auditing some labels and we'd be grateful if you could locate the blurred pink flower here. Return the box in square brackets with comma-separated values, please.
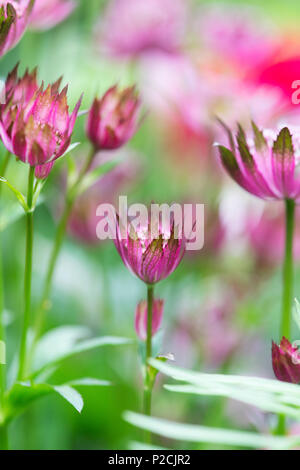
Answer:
[0, 64, 82, 173]
[68, 151, 140, 244]
[197, 4, 279, 71]
[248, 204, 300, 266]
[218, 124, 300, 202]
[87, 86, 141, 151]
[0, 0, 34, 57]
[114, 210, 186, 284]
[272, 337, 300, 384]
[99, 0, 186, 58]
[29, 0, 76, 31]
[135, 299, 164, 341]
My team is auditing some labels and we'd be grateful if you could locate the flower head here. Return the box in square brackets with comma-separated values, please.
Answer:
[0, 0, 34, 57]
[87, 85, 140, 151]
[272, 337, 300, 384]
[0, 65, 82, 173]
[135, 299, 164, 341]
[29, 0, 76, 31]
[114, 211, 186, 284]
[99, 0, 186, 58]
[218, 123, 300, 202]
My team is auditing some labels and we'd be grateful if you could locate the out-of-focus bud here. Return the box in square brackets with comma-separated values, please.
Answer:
[272, 337, 300, 384]
[135, 299, 164, 341]
[86, 86, 140, 151]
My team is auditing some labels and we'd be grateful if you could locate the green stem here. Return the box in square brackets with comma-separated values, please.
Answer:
[33, 148, 95, 343]
[276, 198, 295, 436]
[143, 285, 154, 442]
[281, 199, 295, 339]
[17, 166, 35, 381]
[0, 151, 10, 450]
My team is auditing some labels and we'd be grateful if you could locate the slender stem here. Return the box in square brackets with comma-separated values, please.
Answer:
[276, 199, 295, 436]
[17, 166, 35, 381]
[143, 285, 154, 442]
[0, 151, 10, 450]
[281, 199, 295, 339]
[33, 148, 95, 343]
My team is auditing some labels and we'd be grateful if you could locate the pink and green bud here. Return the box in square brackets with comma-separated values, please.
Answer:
[29, 0, 76, 31]
[218, 123, 300, 202]
[272, 337, 300, 384]
[86, 85, 140, 151]
[0, 1, 34, 57]
[114, 214, 186, 284]
[135, 299, 164, 341]
[0, 65, 82, 172]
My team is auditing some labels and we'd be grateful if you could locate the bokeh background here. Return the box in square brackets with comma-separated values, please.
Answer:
[3, 0, 300, 449]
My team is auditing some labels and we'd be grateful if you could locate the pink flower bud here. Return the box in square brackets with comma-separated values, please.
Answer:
[135, 299, 164, 341]
[0, 65, 82, 172]
[272, 337, 300, 384]
[86, 86, 140, 151]
[114, 213, 186, 284]
[0, 1, 34, 57]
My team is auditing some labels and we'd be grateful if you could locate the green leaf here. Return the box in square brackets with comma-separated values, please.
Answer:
[148, 359, 300, 420]
[3, 382, 84, 423]
[0, 177, 28, 212]
[32, 331, 132, 379]
[53, 385, 83, 413]
[293, 298, 300, 331]
[67, 378, 111, 387]
[32, 325, 91, 373]
[164, 384, 300, 419]
[124, 412, 298, 450]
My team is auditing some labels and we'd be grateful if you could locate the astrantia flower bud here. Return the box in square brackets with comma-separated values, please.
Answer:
[0, 0, 34, 57]
[0, 65, 82, 173]
[114, 213, 186, 284]
[86, 86, 140, 151]
[29, 0, 76, 31]
[272, 337, 300, 384]
[135, 299, 164, 341]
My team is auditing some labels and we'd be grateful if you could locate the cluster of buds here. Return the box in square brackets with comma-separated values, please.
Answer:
[86, 86, 140, 151]
[0, 64, 82, 179]
[0, 0, 34, 57]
